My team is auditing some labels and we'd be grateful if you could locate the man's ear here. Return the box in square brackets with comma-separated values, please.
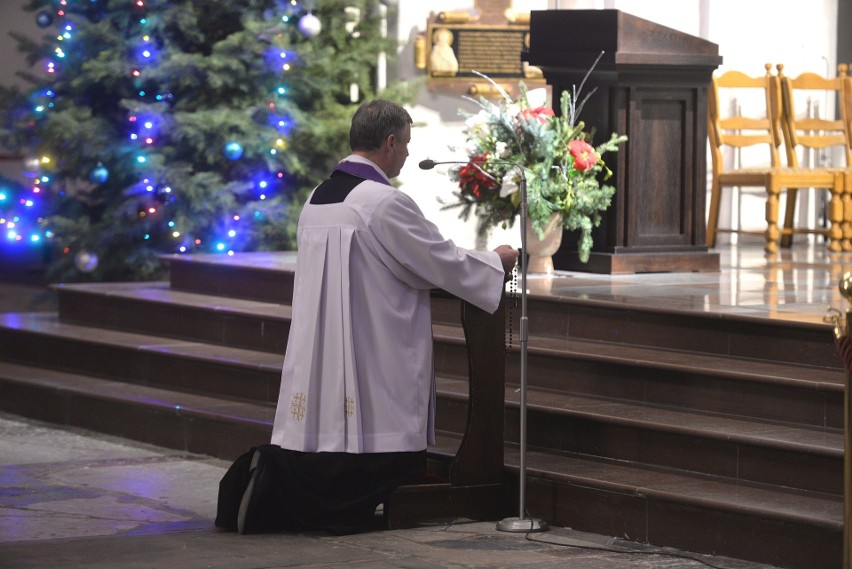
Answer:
[384, 132, 396, 152]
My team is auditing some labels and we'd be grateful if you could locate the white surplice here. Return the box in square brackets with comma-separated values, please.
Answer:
[270, 155, 505, 454]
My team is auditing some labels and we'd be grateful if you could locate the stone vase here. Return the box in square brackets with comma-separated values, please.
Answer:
[525, 213, 563, 274]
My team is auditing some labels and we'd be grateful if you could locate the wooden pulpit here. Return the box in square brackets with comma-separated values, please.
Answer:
[526, 10, 723, 274]
[384, 292, 509, 528]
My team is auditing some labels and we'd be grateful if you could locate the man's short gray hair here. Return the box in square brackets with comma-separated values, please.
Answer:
[349, 100, 413, 152]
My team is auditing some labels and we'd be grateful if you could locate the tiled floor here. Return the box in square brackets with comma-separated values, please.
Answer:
[0, 411, 784, 569]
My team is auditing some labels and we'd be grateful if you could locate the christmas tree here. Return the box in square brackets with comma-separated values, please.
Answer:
[0, 0, 412, 281]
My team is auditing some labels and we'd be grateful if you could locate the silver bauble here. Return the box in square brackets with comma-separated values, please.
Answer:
[298, 13, 322, 38]
[74, 251, 99, 273]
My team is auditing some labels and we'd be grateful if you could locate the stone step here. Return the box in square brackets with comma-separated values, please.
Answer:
[0, 313, 839, 495]
[438, 376, 842, 495]
[45, 282, 845, 430]
[52, 281, 460, 353]
[165, 252, 296, 304]
[54, 281, 292, 354]
[162, 252, 843, 369]
[521, 294, 841, 369]
[514, 443, 841, 569]
[0, 359, 838, 569]
[0, 312, 283, 404]
[438, 322, 843, 429]
[0, 361, 272, 459]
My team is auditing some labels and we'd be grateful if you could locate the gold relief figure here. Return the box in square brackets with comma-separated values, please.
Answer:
[430, 28, 459, 76]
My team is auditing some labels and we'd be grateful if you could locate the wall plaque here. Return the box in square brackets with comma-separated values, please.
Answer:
[427, 24, 531, 78]
[415, 7, 545, 97]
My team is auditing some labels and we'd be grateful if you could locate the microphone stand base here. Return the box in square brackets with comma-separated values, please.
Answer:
[496, 516, 549, 533]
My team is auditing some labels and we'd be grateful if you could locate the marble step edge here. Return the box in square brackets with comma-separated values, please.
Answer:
[51, 281, 842, 373]
[3, 311, 836, 396]
[437, 377, 843, 458]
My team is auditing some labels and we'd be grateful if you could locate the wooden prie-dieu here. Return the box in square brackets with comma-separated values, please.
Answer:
[383, 291, 510, 528]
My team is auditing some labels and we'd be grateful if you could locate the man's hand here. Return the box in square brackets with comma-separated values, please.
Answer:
[493, 245, 519, 274]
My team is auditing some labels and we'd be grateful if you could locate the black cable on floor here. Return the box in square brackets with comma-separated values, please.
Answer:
[524, 531, 757, 569]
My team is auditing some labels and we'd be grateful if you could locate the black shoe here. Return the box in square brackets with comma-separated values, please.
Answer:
[237, 448, 262, 534]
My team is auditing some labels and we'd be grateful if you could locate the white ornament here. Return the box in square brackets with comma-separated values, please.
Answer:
[298, 13, 322, 38]
[22, 156, 42, 177]
[74, 251, 99, 273]
[344, 7, 360, 37]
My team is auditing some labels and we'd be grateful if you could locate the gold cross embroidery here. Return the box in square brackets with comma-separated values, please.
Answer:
[290, 392, 307, 421]
[344, 397, 355, 418]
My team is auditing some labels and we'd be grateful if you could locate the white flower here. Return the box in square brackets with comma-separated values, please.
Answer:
[499, 177, 518, 198]
[526, 88, 548, 108]
[464, 110, 489, 129]
[465, 140, 482, 156]
[495, 141, 508, 157]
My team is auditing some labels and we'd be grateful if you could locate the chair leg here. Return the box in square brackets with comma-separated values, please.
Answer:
[844, 172, 852, 252]
[780, 188, 798, 248]
[765, 177, 780, 254]
[706, 180, 722, 247]
[828, 172, 845, 252]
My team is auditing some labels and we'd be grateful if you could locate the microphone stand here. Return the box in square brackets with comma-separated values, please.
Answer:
[493, 163, 548, 534]
[419, 159, 548, 533]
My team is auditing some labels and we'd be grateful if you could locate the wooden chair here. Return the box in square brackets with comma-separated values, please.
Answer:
[840, 64, 852, 248]
[706, 64, 846, 253]
[706, 64, 784, 251]
[777, 64, 851, 249]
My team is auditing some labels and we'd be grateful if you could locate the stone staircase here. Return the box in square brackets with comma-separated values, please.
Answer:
[0, 252, 844, 569]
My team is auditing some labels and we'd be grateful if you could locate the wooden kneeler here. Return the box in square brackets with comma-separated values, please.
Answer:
[384, 292, 510, 528]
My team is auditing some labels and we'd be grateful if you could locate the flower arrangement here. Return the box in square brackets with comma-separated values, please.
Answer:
[443, 66, 627, 263]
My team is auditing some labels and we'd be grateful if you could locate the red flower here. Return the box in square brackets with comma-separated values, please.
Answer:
[568, 140, 597, 172]
[519, 106, 554, 124]
[458, 155, 498, 199]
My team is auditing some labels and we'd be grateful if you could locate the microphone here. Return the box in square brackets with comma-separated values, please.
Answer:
[418, 157, 521, 175]
[419, 158, 499, 184]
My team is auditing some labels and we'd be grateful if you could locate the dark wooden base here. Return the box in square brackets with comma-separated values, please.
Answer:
[558, 250, 721, 274]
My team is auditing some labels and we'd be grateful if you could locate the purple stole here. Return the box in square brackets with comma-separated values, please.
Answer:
[334, 160, 389, 185]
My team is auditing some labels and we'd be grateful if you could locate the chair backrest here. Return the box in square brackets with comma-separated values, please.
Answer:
[777, 64, 851, 168]
[839, 64, 852, 159]
[708, 63, 784, 175]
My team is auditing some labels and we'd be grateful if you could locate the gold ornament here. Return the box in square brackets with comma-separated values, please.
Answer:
[840, 271, 852, 306]
[825, 271, 852, 338]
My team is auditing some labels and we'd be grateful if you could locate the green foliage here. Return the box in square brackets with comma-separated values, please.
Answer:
[0, 0, 413, 281]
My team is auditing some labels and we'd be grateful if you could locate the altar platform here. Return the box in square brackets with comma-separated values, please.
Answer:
[528, 240, 849, 326]
[4, 239, 844, 323]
